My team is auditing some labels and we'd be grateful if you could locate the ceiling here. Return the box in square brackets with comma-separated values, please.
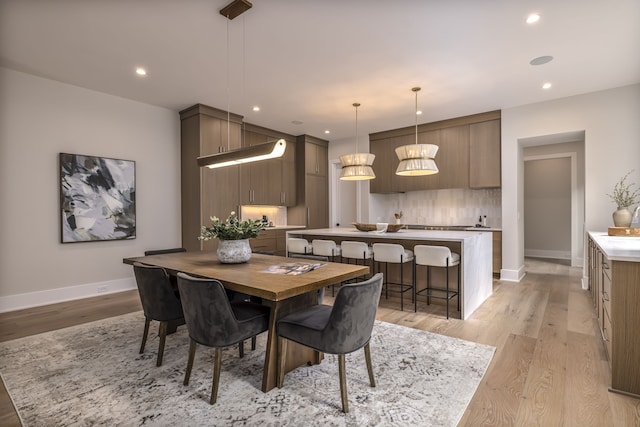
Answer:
[1, 0, 639, 141]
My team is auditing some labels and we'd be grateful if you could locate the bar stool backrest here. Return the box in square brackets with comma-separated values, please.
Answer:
[341, 241, 372, 259]
[312, 239, 341, 257]
[414, 245, 459, 267]
[287, 237, 313, 255]
[372, 243, 413, 263]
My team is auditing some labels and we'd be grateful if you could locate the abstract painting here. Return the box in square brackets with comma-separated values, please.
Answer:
[59, 153, 136, 243]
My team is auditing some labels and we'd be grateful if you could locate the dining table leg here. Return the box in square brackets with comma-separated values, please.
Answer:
[261, 292, 320, 392]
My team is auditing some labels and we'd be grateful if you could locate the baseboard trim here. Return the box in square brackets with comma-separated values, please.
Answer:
[0, 278, 136, 313]
[524, 249, 571, 260]
[500, 265, 526, 282]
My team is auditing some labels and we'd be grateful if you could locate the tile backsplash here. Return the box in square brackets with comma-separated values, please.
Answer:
[370, 188, 502, 228]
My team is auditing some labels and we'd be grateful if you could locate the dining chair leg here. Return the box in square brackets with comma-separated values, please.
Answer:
[277, 336, 287, 388]
[364, 342, 376, 387]
[210, 347, 222, 404]
[239, 340, 245, 358]
[251, 335, 257, 351]
[338, 354, 349, 413]
[157, 321, 168, 366]
[140, 317, 150, 354]
[183, 339, 197, 386]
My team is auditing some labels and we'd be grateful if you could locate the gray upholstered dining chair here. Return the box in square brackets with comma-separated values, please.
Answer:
[276, 273, 384, 413]
[177, 272, 270, 404]
[132, 262, 185, 367]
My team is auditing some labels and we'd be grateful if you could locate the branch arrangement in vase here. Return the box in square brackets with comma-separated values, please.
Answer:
[607, 170, 639, 209]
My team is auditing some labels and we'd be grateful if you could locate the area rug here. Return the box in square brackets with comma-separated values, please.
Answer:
[0, 312, 494, 426]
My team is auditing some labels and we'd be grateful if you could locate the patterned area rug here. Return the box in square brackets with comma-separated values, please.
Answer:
[0, 312, 494, 426]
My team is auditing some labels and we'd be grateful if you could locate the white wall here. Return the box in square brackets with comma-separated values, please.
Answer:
[501, 84, 640, 281]
[328, 135, 371, 223]
[0, 68, 181, 311]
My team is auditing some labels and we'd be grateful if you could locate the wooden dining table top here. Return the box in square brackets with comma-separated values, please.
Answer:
[123, 251, 369, 302]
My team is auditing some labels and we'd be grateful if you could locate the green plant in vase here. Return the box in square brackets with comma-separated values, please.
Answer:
[607, 170, 639, 228]
[199, 211, 266, 263]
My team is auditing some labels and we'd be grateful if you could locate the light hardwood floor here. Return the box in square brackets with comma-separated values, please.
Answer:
[0, 258, 638, 426]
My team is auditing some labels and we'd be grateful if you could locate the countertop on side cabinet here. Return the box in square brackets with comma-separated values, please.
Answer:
[265, 225, 306, 230]
[589, 231, 640, 262]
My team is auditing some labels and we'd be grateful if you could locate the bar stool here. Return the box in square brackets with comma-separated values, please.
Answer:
[286, 237, 313, 257]
[413, 245, 460, 319]
[371, 243, 414, 311]
[339, 241, 373, 289]
[312, 239, 341, 261]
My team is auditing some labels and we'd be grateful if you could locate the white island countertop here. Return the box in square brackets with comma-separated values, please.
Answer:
[588, 231, 640, 262]
[287, 228, 493, 320]
[289, 228, 492, 241]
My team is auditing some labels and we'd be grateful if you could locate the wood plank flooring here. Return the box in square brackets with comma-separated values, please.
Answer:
[1, 258, 639, 426]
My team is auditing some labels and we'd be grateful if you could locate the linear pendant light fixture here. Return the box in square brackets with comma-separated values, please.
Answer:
[339, 103, 376, 180]
[395, 87, 439, 176]
[197, 0, 287, 169]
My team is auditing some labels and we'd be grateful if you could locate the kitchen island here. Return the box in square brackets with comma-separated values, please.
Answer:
[286, 228, 493, 320]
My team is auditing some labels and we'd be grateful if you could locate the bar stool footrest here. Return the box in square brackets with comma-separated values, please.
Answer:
[415, 288, 458, 300]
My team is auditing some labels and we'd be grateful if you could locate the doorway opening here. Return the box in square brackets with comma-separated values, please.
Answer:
[520, 131, 585, 268]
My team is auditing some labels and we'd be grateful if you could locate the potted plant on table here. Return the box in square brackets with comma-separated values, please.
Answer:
[199, 211, 266, 263]
[607, 170, 639, 228]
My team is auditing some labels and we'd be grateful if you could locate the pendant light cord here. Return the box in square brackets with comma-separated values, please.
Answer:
[414, 88, 419, 145]
[226, 15, 230, 151]
[353, 102, 361, 154]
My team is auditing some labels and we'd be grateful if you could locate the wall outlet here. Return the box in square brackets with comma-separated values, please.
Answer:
[96, 285, 108, 294]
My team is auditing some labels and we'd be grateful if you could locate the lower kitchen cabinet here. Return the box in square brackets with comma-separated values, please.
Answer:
[588, 232, 640, 398]
[252, 228, 288, 256]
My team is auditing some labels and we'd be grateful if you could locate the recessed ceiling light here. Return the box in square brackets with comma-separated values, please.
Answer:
[291, 120, 303, 125]
[526, 13, 540, 24]
[252, 106, 260, 112]
[530, 55, 553, 66]
[542, 82, 552, 90]
[135, 68, 147, 76]
[324, 130, 330, 134]
[416, 110, 423, 115]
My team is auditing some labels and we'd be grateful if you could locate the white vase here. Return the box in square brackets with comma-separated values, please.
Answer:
[612, 207, 632, 227]
[217, 239, 252, 264]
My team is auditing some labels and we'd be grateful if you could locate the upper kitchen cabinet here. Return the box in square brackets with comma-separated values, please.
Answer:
[287, 135, 329, 229]
[179, 103, 243, 252]
[369, 110, 500, 193]
[240, 123, 296, 206]
[469, 119, 501, 188]
[305, 140, 328, 177]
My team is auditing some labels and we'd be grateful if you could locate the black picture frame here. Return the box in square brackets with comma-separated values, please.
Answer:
[59, 153, 136, 243]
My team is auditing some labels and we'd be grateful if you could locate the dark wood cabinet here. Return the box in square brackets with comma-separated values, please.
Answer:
[180, 104, 297, 252]
[369, 111, 500, 193]
[180, 104, 243, 252]
[287, 135, 329, 228]
[469, 119, 501, 188]
[240, 124, 296, 206]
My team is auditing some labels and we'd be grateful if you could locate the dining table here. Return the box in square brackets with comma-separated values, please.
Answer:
[123, 250, 369, 392]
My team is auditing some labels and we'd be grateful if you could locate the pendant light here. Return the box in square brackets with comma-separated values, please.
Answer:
[395, 87, 439, 176]
[339, 103, 376, 180]
[197, 0, 286, 169]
